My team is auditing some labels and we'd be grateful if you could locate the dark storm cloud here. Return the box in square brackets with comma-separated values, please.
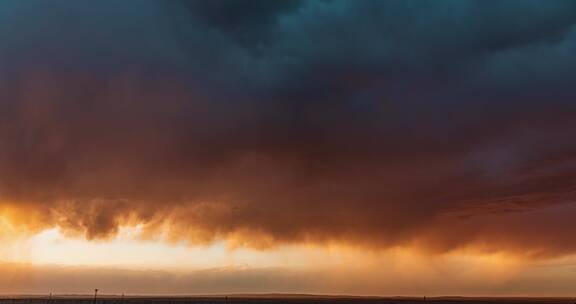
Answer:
[1, 0, 576, 255]
[177, 0, 303, 47]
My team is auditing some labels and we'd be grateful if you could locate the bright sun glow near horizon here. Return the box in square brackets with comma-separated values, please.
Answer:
[1, 225, 576, 296]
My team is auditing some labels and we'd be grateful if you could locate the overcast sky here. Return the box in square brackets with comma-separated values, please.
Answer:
[1, 0, 576, 296]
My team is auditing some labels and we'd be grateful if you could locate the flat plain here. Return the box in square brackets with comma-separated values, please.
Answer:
[0, 296, 574, 304]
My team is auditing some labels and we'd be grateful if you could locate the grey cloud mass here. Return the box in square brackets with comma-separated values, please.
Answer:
[0, 0, 576, 256]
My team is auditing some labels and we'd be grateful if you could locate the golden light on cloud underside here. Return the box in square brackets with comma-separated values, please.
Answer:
[0, 206, 35, 237]
[0, 226, 524, 277]
[0, 194, 573, 296]
[2, 209, 576, 296]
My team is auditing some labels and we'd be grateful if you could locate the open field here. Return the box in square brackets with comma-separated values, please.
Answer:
[0, 296, 574, 304]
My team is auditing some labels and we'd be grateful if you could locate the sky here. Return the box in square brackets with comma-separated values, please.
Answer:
[1, 0, 576, 296]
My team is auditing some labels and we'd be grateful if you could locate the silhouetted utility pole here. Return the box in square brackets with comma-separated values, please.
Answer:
[93, 289, 99, 304]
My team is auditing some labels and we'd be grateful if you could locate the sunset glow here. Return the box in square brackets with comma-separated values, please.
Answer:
[1, 225, 575, 296]
[1, 0, 576, 298]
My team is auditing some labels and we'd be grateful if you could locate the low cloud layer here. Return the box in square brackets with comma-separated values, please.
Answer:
[1, 0, 576, 256]
[2, 259, 576, 296]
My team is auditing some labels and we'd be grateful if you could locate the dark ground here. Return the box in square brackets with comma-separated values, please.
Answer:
[0, 296, 574, 304]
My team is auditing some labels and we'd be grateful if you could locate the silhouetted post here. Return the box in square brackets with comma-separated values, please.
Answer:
[93, 289, 99, 304]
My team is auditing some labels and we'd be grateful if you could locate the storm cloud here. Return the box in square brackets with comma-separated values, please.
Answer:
[1, 0, 576, 256]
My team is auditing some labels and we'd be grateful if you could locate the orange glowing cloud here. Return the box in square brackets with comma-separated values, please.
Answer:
[0, 0, 576, 262]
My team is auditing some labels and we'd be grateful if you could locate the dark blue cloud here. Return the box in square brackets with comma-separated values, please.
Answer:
[0, 0, 576, 254]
